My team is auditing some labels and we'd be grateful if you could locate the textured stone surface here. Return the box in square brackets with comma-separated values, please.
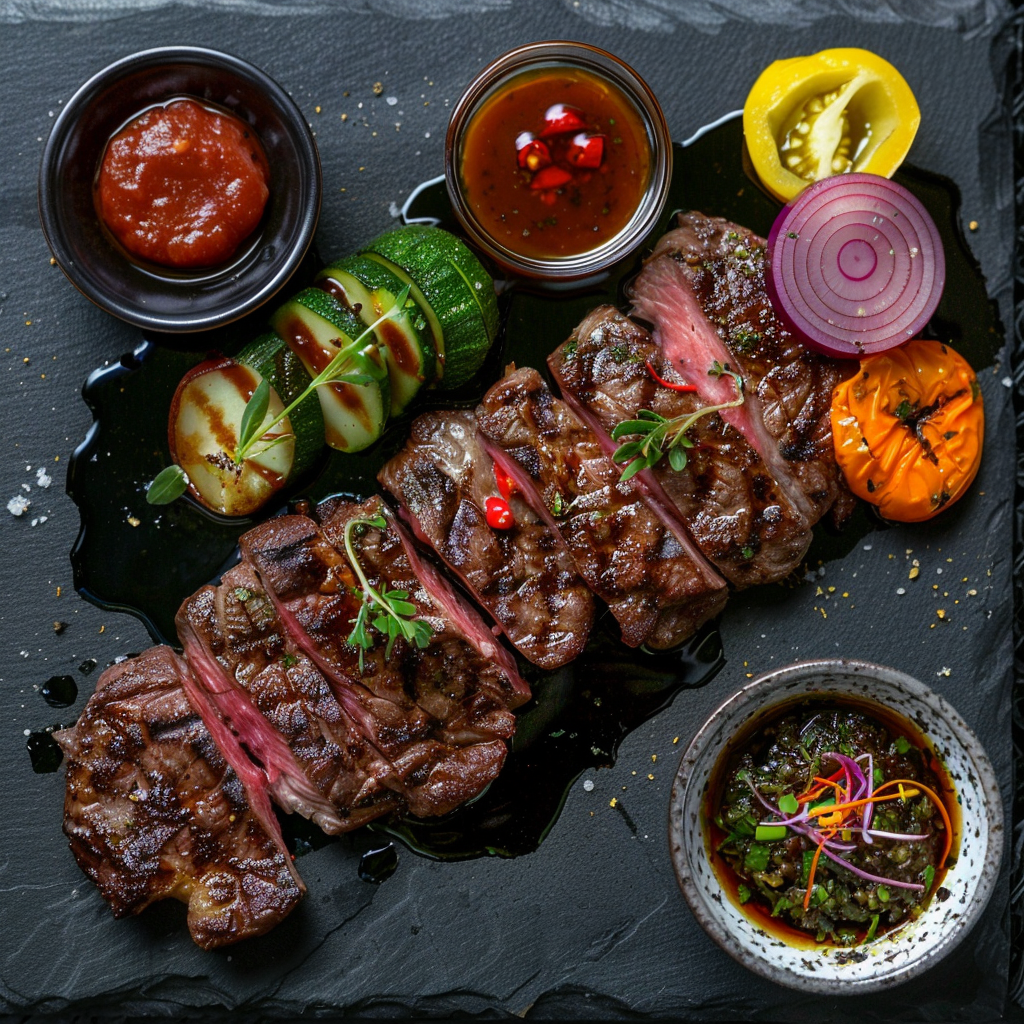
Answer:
[0, 1, 1017, 1019]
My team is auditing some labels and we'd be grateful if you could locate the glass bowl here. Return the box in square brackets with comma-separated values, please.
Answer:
[669, 659, 1003, 994]
[445, 41, 672, 283]
[38, 46, 321, 334]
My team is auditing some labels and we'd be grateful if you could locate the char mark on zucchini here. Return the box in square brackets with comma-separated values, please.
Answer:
[379, 408, 595, 669]
[475, 366, 727, 650]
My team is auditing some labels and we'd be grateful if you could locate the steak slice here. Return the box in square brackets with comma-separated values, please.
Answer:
[549, 306, 813, 586]
[476, 366, 727, 649]
[239, 499, 523, 818]
[379, 409, 595, 669]
[632, 212, 852, 523]
[54, 646, 304, 950]
[178, 563, 403, 834]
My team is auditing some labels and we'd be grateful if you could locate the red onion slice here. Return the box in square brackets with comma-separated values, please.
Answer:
[766, 173, 945, 358]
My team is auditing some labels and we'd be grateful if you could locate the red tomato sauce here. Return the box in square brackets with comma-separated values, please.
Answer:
[95, 98, 270, 270]
[457, 67, 650, 260]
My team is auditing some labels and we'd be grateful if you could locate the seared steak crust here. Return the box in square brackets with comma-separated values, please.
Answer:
[645, 212, 852, 521]
[476, 367, 726, 649]
[550, 306, 813, 586]
[379, 409, 594, 669]
[55, 647, 303, 949]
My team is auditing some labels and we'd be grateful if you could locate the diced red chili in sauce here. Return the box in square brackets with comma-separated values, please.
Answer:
[95, 98, 270, 269]
[457, 67, 650, 260]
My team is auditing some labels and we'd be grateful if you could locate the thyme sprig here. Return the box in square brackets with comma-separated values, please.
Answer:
[611, 361, 745, 481]
[147, 285, 412, 505]
[343, 512, 432, 671]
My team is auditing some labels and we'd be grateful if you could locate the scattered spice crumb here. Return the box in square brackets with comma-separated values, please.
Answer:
[673, 736, 679, 744]
[647, 774, 654, 781]
[936, 609, 946, 619]
[609, 797, 617, 807]
[651, 754, 657, 763]
[99, 625, 105, 634]
[969, 220, 978, 231]
[56, 585, 62, 597]
[53, 621, 67, 634]
[341, 113, 348, 122]
[937, 666, 951, 676]
[372, 81, 383, 95]
[314, 105, 321, 114]
[127, 515, 141, 527]
[908, 566, 920, 580]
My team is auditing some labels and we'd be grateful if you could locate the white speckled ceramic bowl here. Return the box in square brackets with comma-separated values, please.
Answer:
[669, 659, 1003, 994]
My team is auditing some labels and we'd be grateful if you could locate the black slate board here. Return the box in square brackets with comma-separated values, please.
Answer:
[0, 1, 1018, 1020]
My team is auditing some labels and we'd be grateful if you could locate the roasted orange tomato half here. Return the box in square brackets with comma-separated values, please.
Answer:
[831, 340, 983, 522]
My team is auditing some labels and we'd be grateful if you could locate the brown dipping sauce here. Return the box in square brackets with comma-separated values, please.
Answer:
[95, 98, 270, 270]
[456, 66, 650, 260]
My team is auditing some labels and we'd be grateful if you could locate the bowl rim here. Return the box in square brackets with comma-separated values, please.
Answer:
[38, 45, 322, 334]
[443, 39, 672, 282]
[669, 657, 1004, 995]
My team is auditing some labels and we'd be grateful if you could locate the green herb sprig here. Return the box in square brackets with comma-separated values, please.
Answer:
[610, 361, 745, 481]
[343, 511, 432, 671]
[146, 286, 412, 505]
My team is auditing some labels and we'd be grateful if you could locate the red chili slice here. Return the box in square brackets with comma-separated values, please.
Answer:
[515, 133, 552, 171]
[493, 463, 517, 500]
[539, 103, 586, 137]
[529, 165, 573, 191]
[566, 132, 604, 169]
[485, 495, 514, 529]
[645, 358, 697, 393]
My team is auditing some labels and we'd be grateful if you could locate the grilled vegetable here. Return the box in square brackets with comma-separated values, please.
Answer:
[270, 288, 390, 453]
[830, 339, 983, 522]
[316, 254, 435, 415]
[743, 48, 920, 203]
[168, 356, 296, 517]
[360, 224, 498, 388]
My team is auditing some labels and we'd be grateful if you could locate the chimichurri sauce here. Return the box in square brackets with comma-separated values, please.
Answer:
[709, 700, 956, 946]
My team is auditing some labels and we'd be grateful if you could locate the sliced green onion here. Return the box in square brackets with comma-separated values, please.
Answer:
[755, 825, 788, 841]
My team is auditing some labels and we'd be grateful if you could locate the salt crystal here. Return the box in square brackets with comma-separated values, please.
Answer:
[7, 495, 30, 516]
[583, 779, 594, 792]
[386, 96, 398, 106]
[1001, 376, 1012, 388]
[35, 468, 51, 488]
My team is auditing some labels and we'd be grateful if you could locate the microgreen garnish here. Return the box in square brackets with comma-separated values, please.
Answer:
[610, 363, 745, 481]
[146, 464, 190, 505]
[343, 511, 432, 672]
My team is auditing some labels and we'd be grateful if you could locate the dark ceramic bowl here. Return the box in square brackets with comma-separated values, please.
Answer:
[38, 46, 321, 334]
[669, 659, 1003, 994]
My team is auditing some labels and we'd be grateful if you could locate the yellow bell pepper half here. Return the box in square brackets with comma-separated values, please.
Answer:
[743, 47, 920, 203]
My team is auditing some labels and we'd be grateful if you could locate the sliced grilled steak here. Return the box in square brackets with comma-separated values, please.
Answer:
[549, 306, 813, 586]
[379, 409, 595, 669]
[239, 499, 525, 817]
[55, 646, 304, 950]
[178, 562, 403, 834]
[631, 211, 852, 523]
[476, 367, 727, 649]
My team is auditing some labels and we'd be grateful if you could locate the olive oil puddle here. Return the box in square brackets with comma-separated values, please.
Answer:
[64, 113, 998, 860]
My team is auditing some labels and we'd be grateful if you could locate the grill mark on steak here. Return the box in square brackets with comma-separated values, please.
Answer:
[54, 647, 304, 949]
[476, 366, 727, 650]
[378, 409, 595, 669]
[178, 566, 400, 833]
[637, 212, 854, 522]
[549, 306, 813, 587]
[241, 499, 518, 817]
